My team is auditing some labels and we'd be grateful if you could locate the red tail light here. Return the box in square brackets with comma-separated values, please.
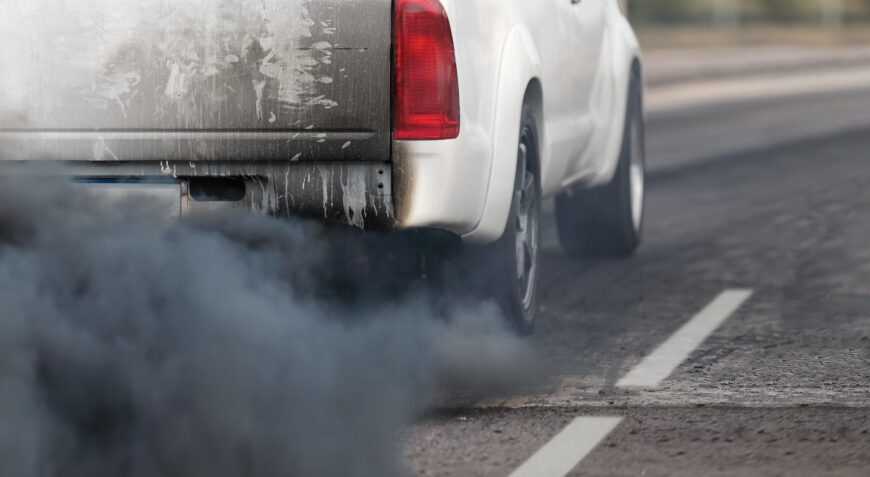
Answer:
[393, 0, 460, 140]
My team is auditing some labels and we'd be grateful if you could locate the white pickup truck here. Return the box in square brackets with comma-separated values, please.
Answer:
[0, 0, 644, 331]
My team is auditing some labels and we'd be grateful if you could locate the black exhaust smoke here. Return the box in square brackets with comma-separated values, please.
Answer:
[0, 178, 539, 477]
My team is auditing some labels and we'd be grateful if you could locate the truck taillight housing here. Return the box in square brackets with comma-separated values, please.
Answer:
[393, 0, 460, 140]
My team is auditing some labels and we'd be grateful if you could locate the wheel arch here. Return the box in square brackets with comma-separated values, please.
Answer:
[462, 25, 543, 244]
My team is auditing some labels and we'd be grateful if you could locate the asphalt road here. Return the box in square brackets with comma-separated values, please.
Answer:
[402, 90, 870, 476]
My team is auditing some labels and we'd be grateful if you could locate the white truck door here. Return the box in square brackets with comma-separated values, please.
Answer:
[569, 0, 607, 112]
[541, 0, 607, 195]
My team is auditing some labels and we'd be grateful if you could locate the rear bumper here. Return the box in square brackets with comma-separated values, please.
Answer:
[0, 160, 395, 230]
[392, 134, 498, 244]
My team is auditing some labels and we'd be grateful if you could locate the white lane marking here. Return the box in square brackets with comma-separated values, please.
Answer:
[507, 289, 753, 477]
[617, 289, 754, 389]
[508, 417, 623, 477]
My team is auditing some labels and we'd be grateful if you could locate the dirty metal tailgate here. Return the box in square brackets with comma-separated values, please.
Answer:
[0, 0, 391, 162]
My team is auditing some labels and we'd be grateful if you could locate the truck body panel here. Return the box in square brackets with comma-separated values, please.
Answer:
[0, 0, 391, 162]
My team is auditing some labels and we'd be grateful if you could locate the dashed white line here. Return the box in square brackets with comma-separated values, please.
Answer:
[507, 417, 623, 477]
[617, 289, 754, 388]
[507, 289, 754, 477]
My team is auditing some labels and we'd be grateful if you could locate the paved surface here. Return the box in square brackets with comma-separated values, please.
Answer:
[402, 90, 870, 475]
[644, 45, 870, 87]
[643, 46, 870, 172]
[647, 87, 870, 173]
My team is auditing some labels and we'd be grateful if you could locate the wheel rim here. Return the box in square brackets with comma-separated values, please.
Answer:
[629, 117, 645, 232]
[515, 138, 539, 315]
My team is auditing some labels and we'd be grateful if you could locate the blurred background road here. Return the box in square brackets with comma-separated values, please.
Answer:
[404, 3, 870, 476]
[645, 45, 870, 172]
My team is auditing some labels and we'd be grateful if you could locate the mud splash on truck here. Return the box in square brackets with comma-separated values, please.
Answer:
[0, 179, 538, 477]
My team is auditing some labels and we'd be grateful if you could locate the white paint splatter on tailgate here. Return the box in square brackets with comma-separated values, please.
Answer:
[319, 167, 331, 219]
[341, 167, 369, 229]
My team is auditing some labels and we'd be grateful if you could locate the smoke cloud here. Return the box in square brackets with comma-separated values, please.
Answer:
[0, 178, 538, 477]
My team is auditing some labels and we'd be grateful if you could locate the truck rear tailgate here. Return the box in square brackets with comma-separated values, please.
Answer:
[0, 0, 391, 162]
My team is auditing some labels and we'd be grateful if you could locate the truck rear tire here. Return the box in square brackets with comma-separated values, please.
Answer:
[556, 70, 644, 258]
[482, 104, 542, 334]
